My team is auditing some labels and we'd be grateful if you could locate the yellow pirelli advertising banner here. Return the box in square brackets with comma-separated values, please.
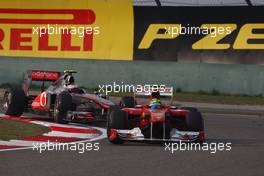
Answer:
[0, 0, 134, 60]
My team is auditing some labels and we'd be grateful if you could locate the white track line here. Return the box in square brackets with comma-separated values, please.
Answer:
[0, 140, 33, 146]
[43, 131, 100, 139]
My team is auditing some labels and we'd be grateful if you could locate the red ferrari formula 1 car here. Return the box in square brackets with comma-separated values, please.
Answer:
[107, 87, 205, 144]
[2, 70, 114, 123]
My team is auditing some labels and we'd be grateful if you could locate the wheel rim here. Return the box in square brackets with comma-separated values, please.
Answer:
[107, 113, 113, 137]
[120, 102, 125, 108]
[3, 92, 11, 111]
[54, 99, 59, 118]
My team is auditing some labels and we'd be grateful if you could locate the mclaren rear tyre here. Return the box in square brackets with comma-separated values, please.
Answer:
[107, 106, 129, 144]
[54, 91, 72, 124]
[3, 87, 26, 117]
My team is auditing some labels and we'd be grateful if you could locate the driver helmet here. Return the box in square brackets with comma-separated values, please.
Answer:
[65, 75, 75, 86]
[149, 91, 161, 109]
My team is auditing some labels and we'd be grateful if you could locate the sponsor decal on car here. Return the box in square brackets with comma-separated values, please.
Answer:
[31, 70, 60, 81]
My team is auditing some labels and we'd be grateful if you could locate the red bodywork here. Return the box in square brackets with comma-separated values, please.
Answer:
[32, 93, 112, 111]
[110, 104, 205, 142]
[122, 105, 189, 128]
[31, 92, 110, 120]
[31, 92, 47, 110]
[31, 92, 111, 121]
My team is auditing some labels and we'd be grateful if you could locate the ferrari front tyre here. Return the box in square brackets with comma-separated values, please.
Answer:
[107, 106, 129, 144]
[185, 111, 204, 132]
[53, 91, 72, 124]
[3, 87, 26, 117]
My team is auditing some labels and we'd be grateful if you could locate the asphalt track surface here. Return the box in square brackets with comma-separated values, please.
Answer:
[1, 113, 264, 176]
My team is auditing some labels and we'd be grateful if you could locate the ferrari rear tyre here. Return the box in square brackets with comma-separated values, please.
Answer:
[3, 87, 26, 117]
[181, 107, 198, 112]
[53, 91, 72, 124]
[119, 96, 136, 108]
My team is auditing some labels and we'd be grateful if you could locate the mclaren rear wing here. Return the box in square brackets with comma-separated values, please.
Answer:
[22, 70, 61, 94]
[29, 70, 61, 81]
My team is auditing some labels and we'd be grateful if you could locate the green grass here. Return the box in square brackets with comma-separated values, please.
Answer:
[0, 118, 50, 141]
[0, 83, 13, 89]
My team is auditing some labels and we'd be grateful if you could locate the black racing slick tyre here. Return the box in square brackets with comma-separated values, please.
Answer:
[181, 107, 198, 112]
[185, 110, 204, 132]
[107, 106, 129, 144]
[119, 96, 136, 108]
[3, 87, 26, 117]
[53, 92, 72, 124]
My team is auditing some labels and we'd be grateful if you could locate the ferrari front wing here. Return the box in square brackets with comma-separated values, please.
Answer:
[110, 127, 205, 142]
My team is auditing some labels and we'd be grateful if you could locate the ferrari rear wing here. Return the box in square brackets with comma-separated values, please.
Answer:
[134, 86, 174, 104]
[134, 86, 173, 97]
